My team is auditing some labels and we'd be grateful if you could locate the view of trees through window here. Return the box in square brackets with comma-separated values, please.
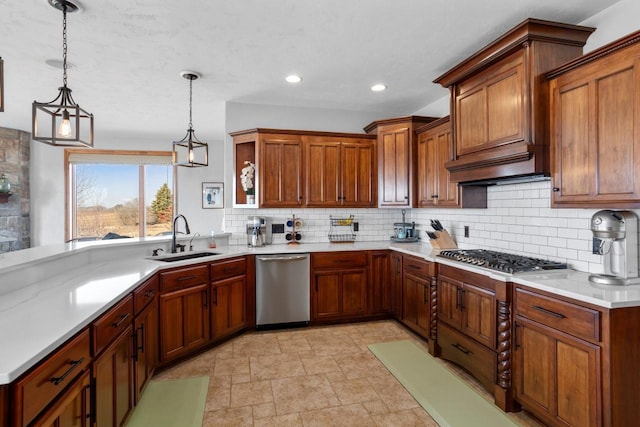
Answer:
[70, 159, 174, 240]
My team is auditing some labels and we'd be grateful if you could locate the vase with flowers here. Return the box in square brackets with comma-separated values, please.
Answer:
[240, 161, 256, 204]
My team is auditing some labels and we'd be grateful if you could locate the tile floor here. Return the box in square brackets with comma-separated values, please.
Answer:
[154, 320, 544, 426]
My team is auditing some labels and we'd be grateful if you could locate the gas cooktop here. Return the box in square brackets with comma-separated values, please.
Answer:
[437, 249, 567, 274]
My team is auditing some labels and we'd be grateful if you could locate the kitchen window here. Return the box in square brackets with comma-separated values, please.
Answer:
[65, 149, 175, 241]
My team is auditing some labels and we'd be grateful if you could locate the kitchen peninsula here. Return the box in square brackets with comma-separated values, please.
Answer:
[2, 237, 640, 426]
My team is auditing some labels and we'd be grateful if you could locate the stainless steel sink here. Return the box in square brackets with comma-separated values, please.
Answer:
[150, 251, 221, 262]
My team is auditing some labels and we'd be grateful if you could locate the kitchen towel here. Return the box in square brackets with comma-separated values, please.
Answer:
[125, 376, 209, 427]
[368, 340, 518, 427]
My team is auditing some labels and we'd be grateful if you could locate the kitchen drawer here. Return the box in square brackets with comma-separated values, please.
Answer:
[133, 275, 158, 315]
[160, 265, 209, 293]
[515, 287, 601, 342]
[311, 252, 367, 269]
[438, 322, 496, 393]
[211, 257, 247, 281]
[92, 295, 133, 355]
[403, 255, 436, 277]
[13, 329, 91, 427]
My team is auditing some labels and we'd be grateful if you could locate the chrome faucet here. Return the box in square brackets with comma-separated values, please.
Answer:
[171, 214, 191, 253]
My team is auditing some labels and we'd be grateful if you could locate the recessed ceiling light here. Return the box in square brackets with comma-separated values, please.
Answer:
[285, 75, 302, 83]
[371, 84, 387, 92]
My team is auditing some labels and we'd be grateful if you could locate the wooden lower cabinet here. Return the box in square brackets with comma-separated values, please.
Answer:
[402, 271, 430, 336]
[212, 275, 247, 339]
[514, 317, 599, 426]
[400, 255, 435, 339]
[435, 264, 513, 412]
[389, 252, 403, 318]
[133, 298, 158, 403]
[93, 325, 134, 427]
[159, 265, 210, 363]
[368, 251, 390, 315]
[311, 252, 368, 321]
[34, 371, 91, 427]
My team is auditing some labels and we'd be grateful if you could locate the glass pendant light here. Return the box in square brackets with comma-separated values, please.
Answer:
[172, 71, 208, 167]
[32, 0, 93, 147]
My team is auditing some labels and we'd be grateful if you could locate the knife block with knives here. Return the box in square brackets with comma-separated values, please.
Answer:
[426, 219, 457, 249]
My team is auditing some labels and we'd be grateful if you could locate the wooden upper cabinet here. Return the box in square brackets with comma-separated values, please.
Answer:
[416, 117, 487, 208]
[231, 129, 376, 208]
[547, 31, 640, 207]
[364, 116, 437, 207]
[261, 134, 304, 207]
[304, 135, 375, 207]
[434, 18, 594, 183]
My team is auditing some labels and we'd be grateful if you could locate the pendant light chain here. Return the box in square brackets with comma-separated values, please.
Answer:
[62, 3, 68, 88]
[188, 76, 193, 129]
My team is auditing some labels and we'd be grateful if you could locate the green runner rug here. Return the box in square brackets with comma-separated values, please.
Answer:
[126, 376, 209, 427]
[368, 340, 518, 427]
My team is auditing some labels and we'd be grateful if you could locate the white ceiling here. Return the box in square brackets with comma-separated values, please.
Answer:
[0, 0, 620, 142]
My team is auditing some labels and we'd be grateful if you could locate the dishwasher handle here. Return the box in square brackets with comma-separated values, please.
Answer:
[257, 255, 308, 262]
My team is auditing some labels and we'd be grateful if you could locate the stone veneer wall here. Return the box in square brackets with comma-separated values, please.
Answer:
[0, 127, 30, 251]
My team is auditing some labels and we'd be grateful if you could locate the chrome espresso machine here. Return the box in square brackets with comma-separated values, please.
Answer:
[246, 216, 272, 247]
[589, 210, 640, 285]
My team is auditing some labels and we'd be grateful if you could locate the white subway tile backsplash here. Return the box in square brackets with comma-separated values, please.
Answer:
[223, 181, 640, 275]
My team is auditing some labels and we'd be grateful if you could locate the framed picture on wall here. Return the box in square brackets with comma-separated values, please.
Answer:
[202, 182, 224, 209]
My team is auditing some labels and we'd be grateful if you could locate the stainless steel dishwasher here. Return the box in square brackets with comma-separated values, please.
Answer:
[256, 253, 310, 329]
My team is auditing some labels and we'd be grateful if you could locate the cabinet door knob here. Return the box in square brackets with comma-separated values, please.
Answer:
[552, 187, 560, 192]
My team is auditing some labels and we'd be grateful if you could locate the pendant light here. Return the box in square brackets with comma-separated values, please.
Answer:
[32, 0, 93, 147]
[172, 71, 208, 167]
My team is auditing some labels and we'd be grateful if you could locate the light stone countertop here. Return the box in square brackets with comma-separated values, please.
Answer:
[1, 238, 639, 384]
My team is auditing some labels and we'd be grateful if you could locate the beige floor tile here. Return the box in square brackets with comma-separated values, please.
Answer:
[332, 378, 381, 405]
[252, 402, 277, 419]
[367, 374, 420, 411]
[249, 352, 306, 381]
[213, 356, 250, 377]
[334, 351, 389, 380]
[230, 380, 273, 407]
[300, 355, 341, 375]
[361, 399, 390, 415]
[232, 334, 282, 357]
[298, 403, 376, 427]
[159, 320, 543, 427]
[202, 406, 253, 426]
[307, 334, 362, 356]
[372, 409, 432, 426]
[271, 374, 340, 415]
[278, 337, 312, 353]
[254, 413, 303, 427]
[205, 375, 231, 412]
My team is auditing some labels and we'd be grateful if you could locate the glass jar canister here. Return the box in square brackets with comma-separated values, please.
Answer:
[0, 174, 11, 193]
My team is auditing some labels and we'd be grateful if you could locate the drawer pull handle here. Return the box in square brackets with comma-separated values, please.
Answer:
[112, 313, 130, 328]
[144, 289, 155, 298]
[50, 358, 84, 385]
[178, 275, 197, 281]
[532, 305, 565, 319]
[451, 343, 471, 355]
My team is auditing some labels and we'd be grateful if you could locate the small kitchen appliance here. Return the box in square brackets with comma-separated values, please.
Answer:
[589, 210, 640, 286]
[391, 209, 418, 243]
[246, 216, 271, 247]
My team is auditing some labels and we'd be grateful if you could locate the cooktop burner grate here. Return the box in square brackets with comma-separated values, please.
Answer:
[437, 249, 567, 274]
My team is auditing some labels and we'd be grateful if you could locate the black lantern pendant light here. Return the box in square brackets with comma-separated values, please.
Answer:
[172, 71, 208, 167]
[32, 0, 93, 147]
